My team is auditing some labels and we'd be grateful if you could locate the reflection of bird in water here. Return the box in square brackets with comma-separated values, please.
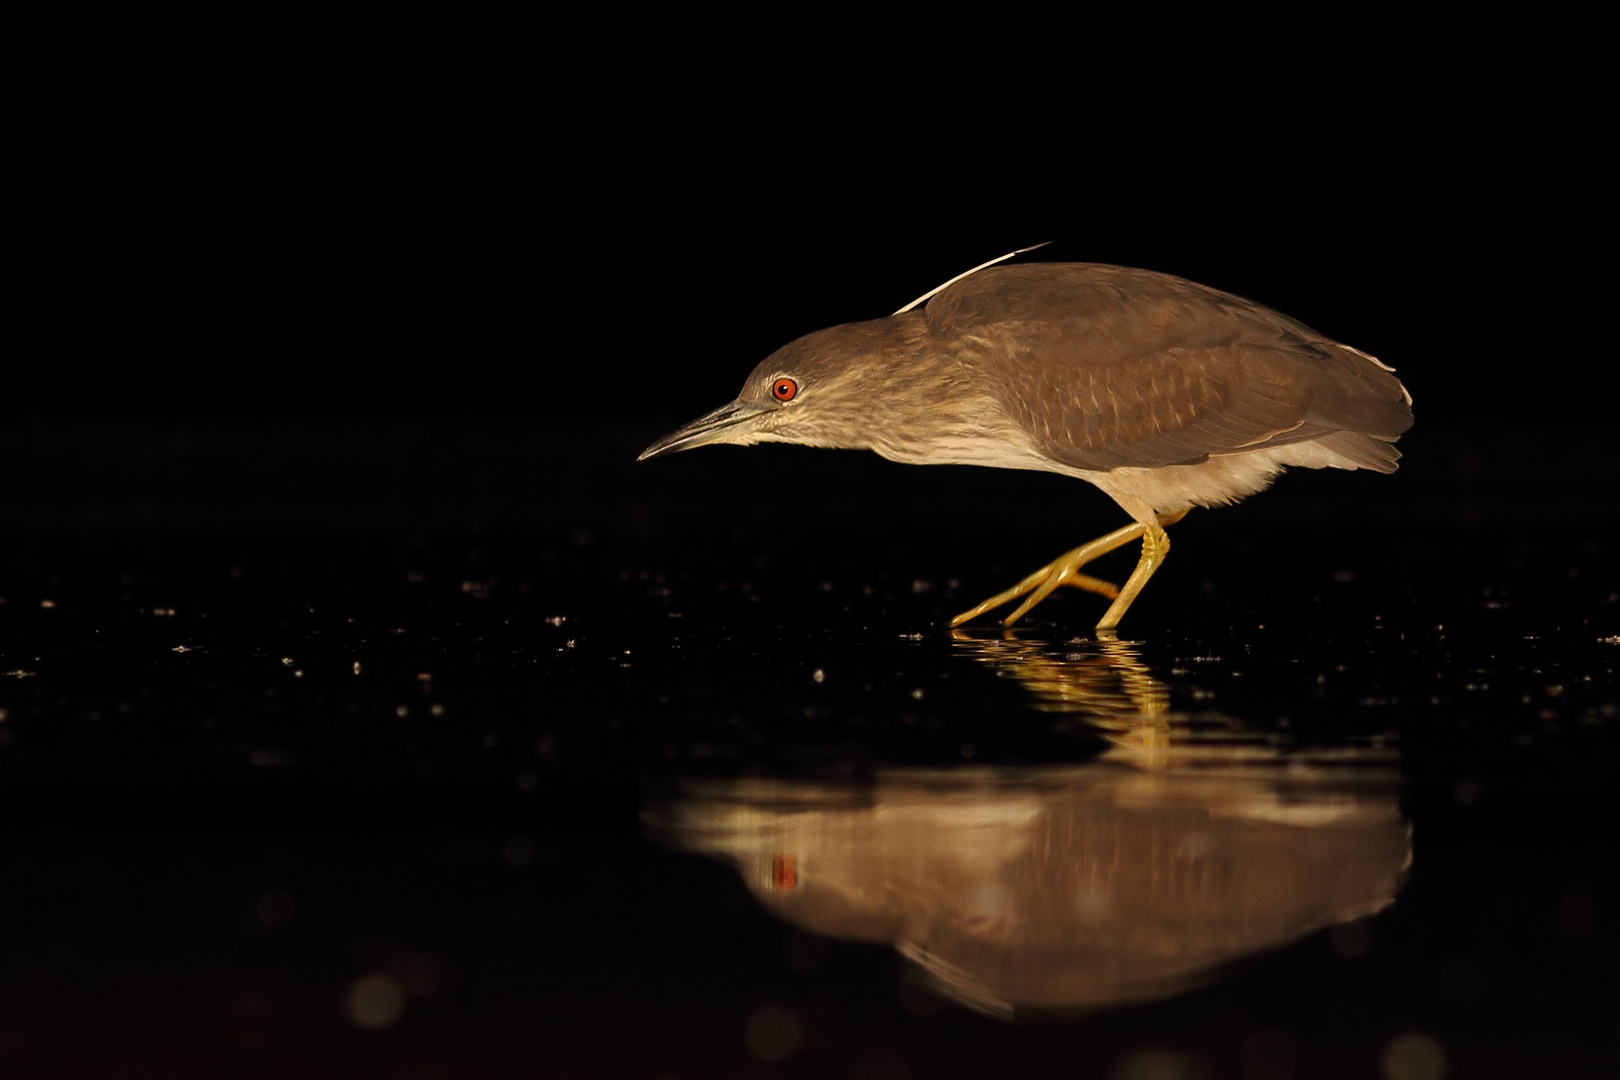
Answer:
[640, 252, 1413, 629]
[647, 637, 1409, 1017]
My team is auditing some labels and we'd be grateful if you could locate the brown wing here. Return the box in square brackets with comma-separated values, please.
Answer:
[925, 264, 1414, 471]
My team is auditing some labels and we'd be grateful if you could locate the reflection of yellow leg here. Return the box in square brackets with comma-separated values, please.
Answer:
[949, 509, 1188, 630]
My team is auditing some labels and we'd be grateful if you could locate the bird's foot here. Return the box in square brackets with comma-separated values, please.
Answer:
[949, 522, 1146, 628]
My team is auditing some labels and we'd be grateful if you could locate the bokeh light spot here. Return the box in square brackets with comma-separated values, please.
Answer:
[1381, 1031, 1446, 1080]
[346, 972, 406, 1030]
[1111, 1048, 1212, 1080]
[743, 1004, 801, 1062]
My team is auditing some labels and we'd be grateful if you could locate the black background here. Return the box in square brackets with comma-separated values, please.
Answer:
[12, 80, 1611, 433]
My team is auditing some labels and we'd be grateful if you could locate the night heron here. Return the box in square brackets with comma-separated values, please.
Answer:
[639, 252, 1413, 630]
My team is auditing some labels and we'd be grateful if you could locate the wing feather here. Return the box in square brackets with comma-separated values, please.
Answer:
[925, 264, 1413, 472]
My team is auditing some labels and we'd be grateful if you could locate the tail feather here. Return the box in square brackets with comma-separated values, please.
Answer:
[1278, 430, 1403, 473]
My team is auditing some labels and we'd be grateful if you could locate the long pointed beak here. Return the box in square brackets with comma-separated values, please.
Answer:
[637, 399, 770, 461]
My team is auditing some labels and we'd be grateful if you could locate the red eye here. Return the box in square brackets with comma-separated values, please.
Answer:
[772, 378, 798, 402]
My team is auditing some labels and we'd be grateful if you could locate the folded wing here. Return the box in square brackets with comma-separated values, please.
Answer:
[924, 264, 1413, 473]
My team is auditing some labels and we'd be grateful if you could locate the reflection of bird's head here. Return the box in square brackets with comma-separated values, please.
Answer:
[639, 316, 970, 460]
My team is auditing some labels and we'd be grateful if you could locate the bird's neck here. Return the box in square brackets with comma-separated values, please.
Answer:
[832, 319, 1037, 470]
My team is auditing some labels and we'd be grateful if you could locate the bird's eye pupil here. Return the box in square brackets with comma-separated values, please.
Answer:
[773, 378, 798, 402]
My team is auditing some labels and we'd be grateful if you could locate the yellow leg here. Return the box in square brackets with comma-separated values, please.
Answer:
[949, 509, 1188, 630]
[1096, 522, 1170, 630]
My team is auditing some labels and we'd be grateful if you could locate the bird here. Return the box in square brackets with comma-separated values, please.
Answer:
[638, 252, 1413, 630]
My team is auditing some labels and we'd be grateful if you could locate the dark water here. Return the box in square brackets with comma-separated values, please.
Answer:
[1, 422, 1616, 1079]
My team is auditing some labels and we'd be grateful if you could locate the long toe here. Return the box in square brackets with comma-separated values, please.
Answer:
[1067, 574, 1120, 600]
[1002, 572, 1065, 625]
[950, 563, 1057, 627]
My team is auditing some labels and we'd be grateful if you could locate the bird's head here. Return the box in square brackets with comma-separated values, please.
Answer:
[637, 316, 934, 461]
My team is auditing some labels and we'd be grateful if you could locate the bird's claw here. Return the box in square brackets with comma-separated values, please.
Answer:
[949, 521, 1153, 629]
